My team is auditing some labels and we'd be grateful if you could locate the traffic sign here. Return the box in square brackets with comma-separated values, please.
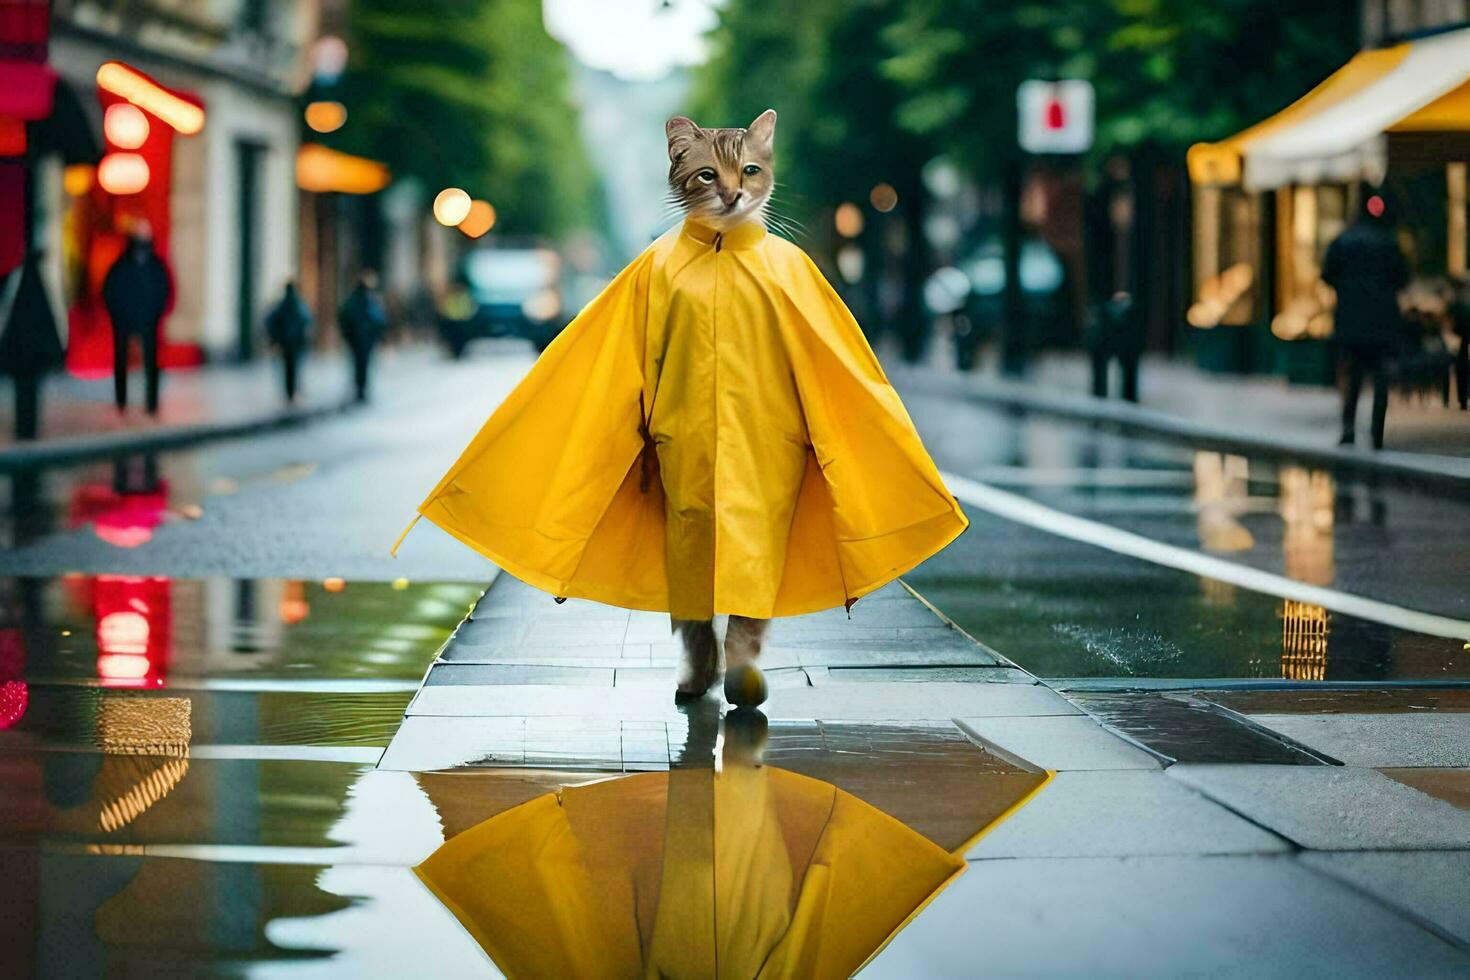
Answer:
[1017, 80, 1095, 154]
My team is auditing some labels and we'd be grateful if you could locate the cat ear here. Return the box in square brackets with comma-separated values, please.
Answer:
[666, 116, 701, 162]
[746, 109, 777, 151]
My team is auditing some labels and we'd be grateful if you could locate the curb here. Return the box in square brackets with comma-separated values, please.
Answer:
[891, 366, 1470, 490]
[0, 400, 351, 473]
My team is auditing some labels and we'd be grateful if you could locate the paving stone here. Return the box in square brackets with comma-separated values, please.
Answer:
[1379, 768, 1470, 810]
[957, 715, 1162, 771]
[378, 716, 527, 770]
[406, 685, 692, 721]
[791, 644, 998, 667]
[763, 681, 1080, 722]
[1169, 764, 1470, 850]
[866, 855, 1470, 978]
[422, 664, 615, 687]
[823, 666, 1030, 683]
[440, 643, 637, 664]
[966, 770, 1285, 858]
[1247, 713, 1470, 768]
[1301, 851, 1470, 945]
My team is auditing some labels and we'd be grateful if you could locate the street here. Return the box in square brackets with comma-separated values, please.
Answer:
[2, 341, 1468, 975]
[6, 0, 1470, 971]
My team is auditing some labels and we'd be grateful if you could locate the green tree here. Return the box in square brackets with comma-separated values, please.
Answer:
[333, 0, 600, 237]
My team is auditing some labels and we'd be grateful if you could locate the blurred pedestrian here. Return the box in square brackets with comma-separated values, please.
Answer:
[0, 248, 65, 440]
[1321, 195, 1408, 449]
[338, 270, 388, 402]
[102, 221, 171, 415]
[265, 280, 312, 404]
[1449, 278, 1470, 411]
[1085, 291, 1142, 402]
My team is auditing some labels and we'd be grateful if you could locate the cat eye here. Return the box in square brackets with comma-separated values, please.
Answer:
[742, 164, 761, 176]
[696, 169, 715, 184]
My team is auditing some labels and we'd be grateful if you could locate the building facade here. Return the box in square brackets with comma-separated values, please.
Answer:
[46, 0, 318, 368]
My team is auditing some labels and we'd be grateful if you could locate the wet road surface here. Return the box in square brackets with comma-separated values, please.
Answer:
[3, 347, 1469, 974]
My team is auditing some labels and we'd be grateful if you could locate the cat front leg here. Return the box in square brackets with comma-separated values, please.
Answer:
[724, 615, 769, 707]
[672, 618, 719, 699]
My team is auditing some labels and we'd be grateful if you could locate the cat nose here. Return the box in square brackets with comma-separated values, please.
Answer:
[720, 189, 742, 207]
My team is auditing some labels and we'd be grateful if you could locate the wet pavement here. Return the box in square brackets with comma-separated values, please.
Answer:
[898, 389, 1470, 683]
[3, 346, 1470, 975]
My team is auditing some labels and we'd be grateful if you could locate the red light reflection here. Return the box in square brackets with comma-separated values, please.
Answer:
[93, 575, 171, 688]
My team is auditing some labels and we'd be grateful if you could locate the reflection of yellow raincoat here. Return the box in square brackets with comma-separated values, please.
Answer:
[414, 767, 966, 978]
[401, 218, 967, 619]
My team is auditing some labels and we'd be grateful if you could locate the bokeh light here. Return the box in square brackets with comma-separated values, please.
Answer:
[104, 103, 150, 149]
[458, 199, 497, 238]
[63, 163, 94, 196]
[96, 61, 204, 135]
[304, 100, 347, 134]
[869, 182, 898, 213]
[323, 577, 347, 593]
[834, 202, 864, 238]
[97, 152, 150, 195]
[434, 187, 473, 226]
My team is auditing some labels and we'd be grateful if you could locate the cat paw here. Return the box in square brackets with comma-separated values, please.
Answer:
[723, 664, 768, 708]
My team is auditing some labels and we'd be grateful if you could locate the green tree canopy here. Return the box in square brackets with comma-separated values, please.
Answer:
[332, 0, 600, 237]
[692, 0, 1361, 200]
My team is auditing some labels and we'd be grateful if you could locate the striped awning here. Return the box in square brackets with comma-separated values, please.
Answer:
[1189, 26, 1470, 190]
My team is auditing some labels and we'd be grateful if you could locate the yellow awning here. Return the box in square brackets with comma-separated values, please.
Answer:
[295, 142, 390, 195]
[1189, 26, 1470, 189]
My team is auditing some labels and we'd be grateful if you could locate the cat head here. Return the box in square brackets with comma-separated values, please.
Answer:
[666, 110, 776, 231]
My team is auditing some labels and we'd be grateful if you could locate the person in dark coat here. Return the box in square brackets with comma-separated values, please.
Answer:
[1449, 278, 1470, 412]
[102, 222, 172, 415]
[265, 281, 312, 404]
[0, 248, 65, 440]
[1085, 291, 1143, 402]
[337, 270, 388, 402]
[1321, 196, 1409, 449]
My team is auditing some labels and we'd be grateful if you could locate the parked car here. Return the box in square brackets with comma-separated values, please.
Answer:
[954, 238, 1069, 371]
[440, 244, 571, 358]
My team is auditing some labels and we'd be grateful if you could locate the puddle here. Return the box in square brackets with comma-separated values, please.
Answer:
[0, 576, 477, 691]
[1, 706, 1051, 977]
[411, 707, 1046, 977]
[1205, 688, 1470, 715]
[908, 509, 1468, 682]
[1064, 692, 1329, 765]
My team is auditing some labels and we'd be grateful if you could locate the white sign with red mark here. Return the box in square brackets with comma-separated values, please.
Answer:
[1017, 79, 1095, 154]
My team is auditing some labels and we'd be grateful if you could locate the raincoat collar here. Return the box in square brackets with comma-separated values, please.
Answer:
[681, 216, 767, 251]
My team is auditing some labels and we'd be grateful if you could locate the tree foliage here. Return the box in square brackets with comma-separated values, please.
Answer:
[333, 0, 599, 237]
[692, 0, 1360, 201]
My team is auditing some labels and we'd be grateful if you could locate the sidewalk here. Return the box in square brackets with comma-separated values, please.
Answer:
[892, 349, 1470, 487]
[378, 572, 1470, 975]
[0, 344, 442, 470]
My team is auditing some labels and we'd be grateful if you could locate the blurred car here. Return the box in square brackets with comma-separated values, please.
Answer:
[953, 238, 1069, 370]
[441, 244, 570, 357]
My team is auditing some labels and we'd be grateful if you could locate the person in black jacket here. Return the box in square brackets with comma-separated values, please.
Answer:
[0, 248, 65, 440]
[1321, 196, 1409, 449]
[1085, 291, 1143, 402]
[337, 270, 388, 403]
[265, 281, 312, 404]
[102, 222, 172, 415]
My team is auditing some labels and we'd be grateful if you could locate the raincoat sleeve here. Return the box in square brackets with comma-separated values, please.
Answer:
[768, 245, 968, 598]
[400, 248, 656, 590]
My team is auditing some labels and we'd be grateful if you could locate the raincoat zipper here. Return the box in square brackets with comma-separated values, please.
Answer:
[710, 230, 721, 611]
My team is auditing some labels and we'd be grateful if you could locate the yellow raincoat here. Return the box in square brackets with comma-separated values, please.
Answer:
[401, 217, 967, 619]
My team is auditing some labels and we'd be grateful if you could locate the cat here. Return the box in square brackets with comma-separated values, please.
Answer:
[666, 109, 776, 232]
[665, 110, 777, 704]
